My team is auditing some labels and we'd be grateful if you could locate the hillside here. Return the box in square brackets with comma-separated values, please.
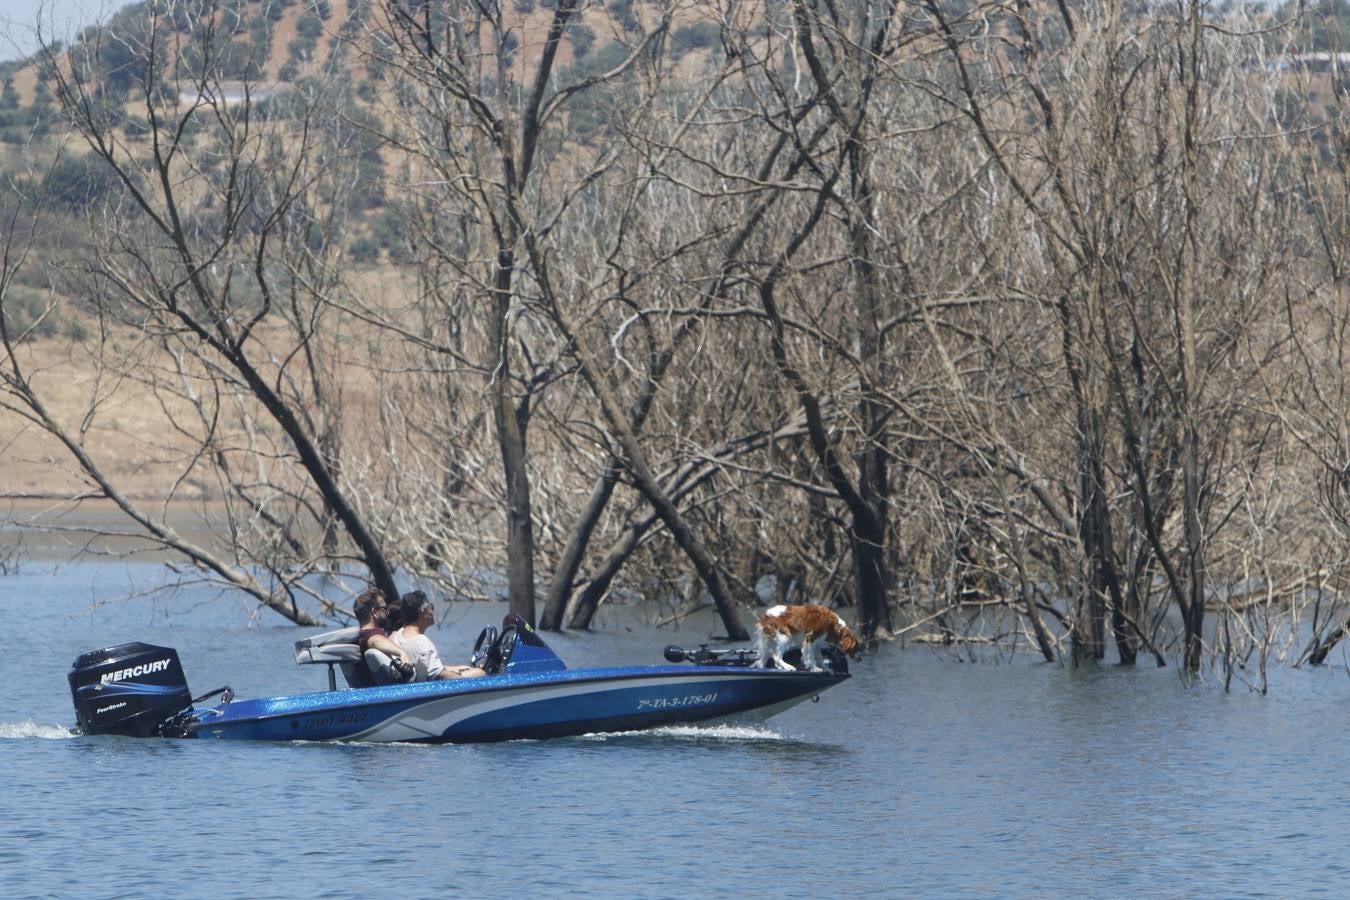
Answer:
[0, 0, 727, 114]
[0, 0, 733, 245]
[0, 0, 737, 503]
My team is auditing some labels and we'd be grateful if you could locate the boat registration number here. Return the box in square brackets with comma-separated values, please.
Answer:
[637, 692, 718, 710]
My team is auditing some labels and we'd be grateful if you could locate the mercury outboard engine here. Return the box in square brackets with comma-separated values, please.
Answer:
[68, 643, 194, 738]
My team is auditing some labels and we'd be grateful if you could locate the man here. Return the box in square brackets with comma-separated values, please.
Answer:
[353, 589, 414, 675]
[389, 590, 486, 680]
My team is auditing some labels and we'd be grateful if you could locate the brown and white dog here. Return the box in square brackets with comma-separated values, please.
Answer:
[753, 604, 860, 671]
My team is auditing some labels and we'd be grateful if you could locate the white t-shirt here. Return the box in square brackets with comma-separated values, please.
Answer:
[390, 631, 445, 679]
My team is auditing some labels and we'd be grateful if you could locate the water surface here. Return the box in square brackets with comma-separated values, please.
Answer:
[5, 561, 1348, 897]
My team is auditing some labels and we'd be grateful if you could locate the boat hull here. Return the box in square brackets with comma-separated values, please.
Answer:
[189, 665, 846, 744]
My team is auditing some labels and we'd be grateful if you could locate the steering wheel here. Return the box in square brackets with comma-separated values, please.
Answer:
[471, 625, 498, 671]
[484, 624, 518, 675]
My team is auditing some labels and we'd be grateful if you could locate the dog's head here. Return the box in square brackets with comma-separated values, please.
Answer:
[832, 622, 863, 659]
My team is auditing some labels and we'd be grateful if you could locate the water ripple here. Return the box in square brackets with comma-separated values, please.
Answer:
[11, 564, 1350, 898]
[589, 723, 788, 742]
[0, 722, 75, 740]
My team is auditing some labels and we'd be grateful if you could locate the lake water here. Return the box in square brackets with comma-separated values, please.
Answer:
[5, 560, 1350, 897]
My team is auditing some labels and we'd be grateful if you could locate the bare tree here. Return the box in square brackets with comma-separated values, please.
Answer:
[925, 0, 1301, 671]
[20, 0, 404, 618]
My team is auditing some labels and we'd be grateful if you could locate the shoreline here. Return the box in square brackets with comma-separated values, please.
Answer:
[0, 496, 237, 562]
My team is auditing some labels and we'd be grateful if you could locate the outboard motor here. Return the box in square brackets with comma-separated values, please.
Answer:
[68, 643, 194, 738]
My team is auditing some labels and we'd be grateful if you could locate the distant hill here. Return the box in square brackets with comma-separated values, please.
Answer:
[0, 0, 729, 109]
[0, 0, 737, 264]
[0, 0, 736, 178]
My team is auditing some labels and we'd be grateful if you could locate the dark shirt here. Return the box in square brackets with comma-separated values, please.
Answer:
[357, 625, 389, 654]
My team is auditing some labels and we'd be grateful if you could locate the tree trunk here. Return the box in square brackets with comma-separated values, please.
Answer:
[539, 461, 621, 630]
[488, 248, 536, 627]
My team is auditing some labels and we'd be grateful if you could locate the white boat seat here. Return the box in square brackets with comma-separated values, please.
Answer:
[294, 627, 372, 689]
[365, 648, 425, 685]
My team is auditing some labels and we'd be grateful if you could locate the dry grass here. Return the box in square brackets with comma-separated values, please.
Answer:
[1, 333, 210, 499]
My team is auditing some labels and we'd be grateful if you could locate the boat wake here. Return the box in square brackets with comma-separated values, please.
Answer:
[0, 721, 76, 740]
[583, 723, 788, 743]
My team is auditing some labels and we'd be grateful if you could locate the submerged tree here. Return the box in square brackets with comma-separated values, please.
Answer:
[1, 0, 1345, 675]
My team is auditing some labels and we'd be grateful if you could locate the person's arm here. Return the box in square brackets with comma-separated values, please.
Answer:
[425, 639, 484, 679]
[438, 664, 487, 679]
[423, 639, 448, 679]
[368, 633, 412, 664]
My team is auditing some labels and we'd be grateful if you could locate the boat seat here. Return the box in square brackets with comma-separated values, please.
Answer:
[365, 648, 425, 685]
[294, 627, 373, 690]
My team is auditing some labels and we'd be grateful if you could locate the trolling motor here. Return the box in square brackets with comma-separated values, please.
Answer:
[663, 644, 759, 667]
[68, 642, 232, 738]
[663, 642, 849, 674]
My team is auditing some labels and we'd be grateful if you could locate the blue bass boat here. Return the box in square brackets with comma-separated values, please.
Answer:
[68, 615, 851, 744]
